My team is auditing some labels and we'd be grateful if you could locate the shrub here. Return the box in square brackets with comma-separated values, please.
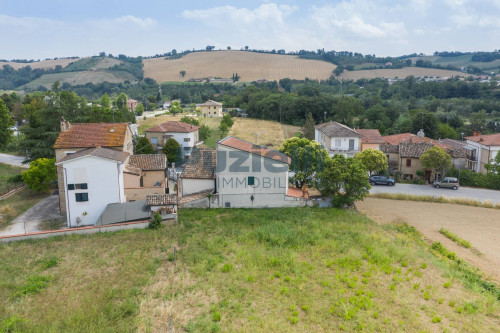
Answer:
[149, 212, 162, 229]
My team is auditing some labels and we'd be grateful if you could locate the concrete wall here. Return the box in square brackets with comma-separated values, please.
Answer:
[180, 178, 214, 197]
[60, 156, 125, 227]
[125, 186, 165, 202]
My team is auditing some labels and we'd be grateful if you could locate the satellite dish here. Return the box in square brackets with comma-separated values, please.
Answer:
[417, 129, 425, 138]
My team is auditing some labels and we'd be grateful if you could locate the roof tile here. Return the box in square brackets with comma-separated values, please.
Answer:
[145, 121, 199, 133]
[129, 154, 167, 171]
[54, 123, 129, 149]
[56, 147, 129, 164]
[315, 121, 361, 138]
[218, 136, 291, 164]
[181, 148, 216, 179]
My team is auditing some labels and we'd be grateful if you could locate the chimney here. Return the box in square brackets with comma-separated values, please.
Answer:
[473, 131, 481, 136]
[190, 124, 193, 130]
[60, 117, 71, 133]
[479, 138, 484, 142]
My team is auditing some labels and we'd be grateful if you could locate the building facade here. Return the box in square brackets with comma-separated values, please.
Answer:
[314, 121, 361, 157]
[465, 133, 500, 174]
[144, 121, 202, 158]
[197, 100, 223, 117]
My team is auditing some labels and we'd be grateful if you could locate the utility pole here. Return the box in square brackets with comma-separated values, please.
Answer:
[459, 132, 464, 182]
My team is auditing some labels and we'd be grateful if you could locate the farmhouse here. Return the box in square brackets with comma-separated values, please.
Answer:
[197, 100, 223, 117]
[144, 121, 202, 157]
[315, 121, 362, 157]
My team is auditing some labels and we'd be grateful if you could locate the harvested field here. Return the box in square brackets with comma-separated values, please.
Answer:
[0, 58, 78, 70]
[340, 67, 467, 80]
[143, 50, 336, 83]
[229, 118, 300, 149]
[357, 197, 500, 282]
[22, 71, 130, 89]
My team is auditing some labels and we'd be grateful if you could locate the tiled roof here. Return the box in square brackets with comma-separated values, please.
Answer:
[399, 142, 436, 158]
[56, 147, 129, 164]
[124, 164, 141, 175]
[181, 148, 216, 179]
[146, 194, 177, 206]
[380, 144, 399, 154]
[54, 123, 129, 149]
[356, 129, 386, 144]
[129, 154, 167, 171]
[439, 139, 466, 150]
[145, 121, 199, 133]
[315, 121, 361, 138]
[465, 133, 500, 146]
[218, 136, 291, 164]
[196, 100, 222, 106]
[383, 133, 417, 145]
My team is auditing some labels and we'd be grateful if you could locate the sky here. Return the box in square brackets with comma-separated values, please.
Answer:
[0, 0, 499, 60]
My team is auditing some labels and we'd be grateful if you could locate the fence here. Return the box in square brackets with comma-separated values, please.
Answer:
[0, 181, 24, 197]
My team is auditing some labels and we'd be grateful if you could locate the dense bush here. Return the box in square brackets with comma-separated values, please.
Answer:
[446, 167, 500, 190]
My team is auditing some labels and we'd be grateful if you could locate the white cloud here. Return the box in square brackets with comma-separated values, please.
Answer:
[0, 15, 63, 28]
[88, 15, 157, 30]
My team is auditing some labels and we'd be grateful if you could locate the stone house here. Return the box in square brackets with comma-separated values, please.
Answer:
[197, 100, 223, 117]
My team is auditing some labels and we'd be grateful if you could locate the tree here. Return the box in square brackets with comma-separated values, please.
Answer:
[318, 154, 370, 207]
[437, 123, 458, 139]
[162, 138, 181, 166]
[420, 146, 452, 179]
[99, 93, 110, 108]
[115, 93, 128, 110]
[22, 158, 56, 192]
[410, 110, 438, 139]
[135, 103, 144, 116]
[169, 101, 183, 115]
[180, 70, 186, 78]
[302, 112, 315, 140]
[469, 110, 487, 133]
[279, 137, 328, 187]
[485, 153, 500, 174]
[180, 116, 200, 126]
[221, 113, 234, 128]
[199, 124, 211, 141]
[333, 65, 344, 76]
[219, 122, 228, 137]
[0, 99, 14, 148]
[134, 136, 155, 154]
[355, 149, 388, 175]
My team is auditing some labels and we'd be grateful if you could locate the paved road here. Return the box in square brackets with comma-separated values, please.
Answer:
[370, 183, 500, 205]
[0, 153, 28, 168]
[0, 195, 65, 237]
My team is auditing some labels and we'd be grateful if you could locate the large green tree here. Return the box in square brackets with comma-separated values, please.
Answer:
[318, 154, 370, 207]
[169, 101, 183, 115]
[355, 149, 388, 175]
[0, 99, 14, 148]
[162, 138, 181, 166]
[199, 124, 211, 141]
[180, 116, 200, 126]
[302, 112, 315, 140]
[134, 136, 155, 154]
[420, 146, 452, 179]
[22, 158, 57, 192]
[115, 93, 128, 110]
[279, 137, 328, 186]
[99, 93, 110, 108]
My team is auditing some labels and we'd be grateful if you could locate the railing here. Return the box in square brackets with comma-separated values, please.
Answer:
[328, 148, 360, 155]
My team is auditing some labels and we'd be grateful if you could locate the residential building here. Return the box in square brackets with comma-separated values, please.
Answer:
[124, 154, 167, 201]
[54, 118, 133, 214]
[179, 148, 216, 197]
[314, 121, 361, 157]
[144, 121, 202, 157]
[465, 133, 500, 173]
[127, 99, 138, 112]
[197, 100, 223, 117]
[55, 148, 129, 227]
[355, 129, 385, 151]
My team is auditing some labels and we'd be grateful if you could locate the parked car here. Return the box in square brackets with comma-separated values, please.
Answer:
[433, 177, 459, 190]
[369, 175, 395, 186]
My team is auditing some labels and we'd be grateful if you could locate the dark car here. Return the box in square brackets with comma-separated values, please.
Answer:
[369, 175, 395, 186]
[433, 177, 459, 190]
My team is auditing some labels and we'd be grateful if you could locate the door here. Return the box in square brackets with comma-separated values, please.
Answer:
[424, 171, 431, 183]
[349, 139, 355, 150]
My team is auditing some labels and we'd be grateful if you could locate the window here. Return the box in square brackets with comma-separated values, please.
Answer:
[406, 159, 411, 167]
[184, 138, 191, 142]
[151, 137, 158, 145]
[335, 139, 341, 148]
[75, 183, 87, 190]
[68, 184, 75, 190]
[75, 193, 88, 202]
[183, 147, 190, 151]
[349, 139, 355, 150]
[248, 176, 255, 186]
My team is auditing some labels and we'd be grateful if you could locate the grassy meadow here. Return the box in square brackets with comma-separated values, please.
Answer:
[0, 208, 498, 332]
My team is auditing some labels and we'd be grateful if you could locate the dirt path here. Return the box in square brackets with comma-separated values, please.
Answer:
[357, 197, 500, 282]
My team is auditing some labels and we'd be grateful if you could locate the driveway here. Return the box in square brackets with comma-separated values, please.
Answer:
[370, 183, 500, 205]
[0, 153, 28, 168]
[0, 194, 65, 237]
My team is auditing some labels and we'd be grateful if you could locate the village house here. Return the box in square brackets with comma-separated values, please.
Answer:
[197, 100, 223, 117]
[179, 147, 216, 197]
[54, 118, 134, 214]
[465, 133, 500, 173]
[144, 121, 202, 158]
[355, 129, 386, 151]
[127, 99, 138, 112]
[124, 154, 168, 201]
[314, 121, 362, 157]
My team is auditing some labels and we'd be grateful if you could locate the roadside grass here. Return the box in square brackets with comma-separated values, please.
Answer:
[369, 193, 500, 209]
[439, 228, 472, 249]
[0, 163, 25, 186]
[0, 189, 48, 230]
[1, 209, 498, 332]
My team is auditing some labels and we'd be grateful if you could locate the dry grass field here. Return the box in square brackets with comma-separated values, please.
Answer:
[0, 58, 79, 70]
[340, 67, 467, 80]
[143, 51, 337, 83]
[23, 71, 129, 89]
[229, 118, 301, 149]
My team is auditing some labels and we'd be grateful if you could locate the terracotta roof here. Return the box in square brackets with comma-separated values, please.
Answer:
[383, 133, 417, 145]
[124, 164, 141, 175]
[54, 123, 129, 149]
[56, 147, 129, 164]
[196, 100, 222, 106]
[465, 133, 500, 146]
[129, 154, 167, 171]
[439, 139, 466, 150]
[380, 144, 399, 154]
[315, 121, 361, 138]
[146, 194, 177, 206]
[386, 141, 463, 159]
[145, 121, 199, 133]
[181, 148, 216, 179]
[356, 129, 386, 144]
[286, 187, 309, 199]
[218, 136, 291, 164]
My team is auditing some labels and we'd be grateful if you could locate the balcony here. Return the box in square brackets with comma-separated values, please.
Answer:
[328, 148, 360, 157]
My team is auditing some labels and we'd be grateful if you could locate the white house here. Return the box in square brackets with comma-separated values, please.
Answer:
[465, 133, 500, 174]
[55, 148, 129, 228]
[144, 121, 203, 158]
[214, 136, 308, 208]
[315, 121, 362, 157]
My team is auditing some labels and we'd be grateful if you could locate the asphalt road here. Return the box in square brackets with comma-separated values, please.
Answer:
[0, 153, 28, 168]
[369, 183, 500, 205]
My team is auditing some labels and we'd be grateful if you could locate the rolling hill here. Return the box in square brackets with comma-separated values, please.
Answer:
[143, 50, 337, 83]
[339, 67, 467, 80]
[0, 58, 78, 70]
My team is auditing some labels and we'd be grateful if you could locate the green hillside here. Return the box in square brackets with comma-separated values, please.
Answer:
[0, 208, 498, 332]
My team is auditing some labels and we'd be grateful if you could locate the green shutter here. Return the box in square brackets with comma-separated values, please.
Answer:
[248, 176, 254, 186]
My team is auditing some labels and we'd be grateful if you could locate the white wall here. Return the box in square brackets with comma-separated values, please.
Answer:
[61, 157, 125, 227]
[315, 129, 360, 157]
[163, 131, 198, 156]
[181, 178, 214, 197]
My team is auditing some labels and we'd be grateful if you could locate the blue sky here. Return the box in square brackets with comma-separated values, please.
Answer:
[1, 0, 499, 59]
